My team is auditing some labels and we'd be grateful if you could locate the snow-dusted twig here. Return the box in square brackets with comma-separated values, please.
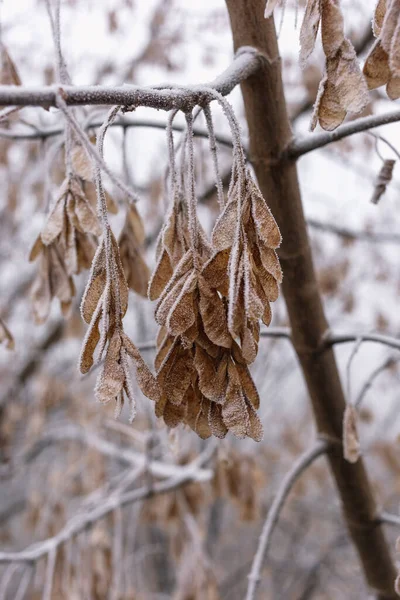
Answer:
[0, 117, 237, 148]
[288, 109, 400, 159]
[0, 47, 261, 109]
[203, 104, 225, 209]
[354, 356, 398, 408]
[323, 331, 400, 352]
[245, 439, 330, 600]
[307, 218, 400, 244]
[0, 441, 216, 565]
[379, 512, 400, 527]
[19, 424, 214, 483]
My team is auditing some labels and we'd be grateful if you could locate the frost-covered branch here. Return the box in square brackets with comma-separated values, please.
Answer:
[0, 117, 236, 148]
[245, 439, 330, 600]
[0, 441, 216, 564]
[288, 109, 400, 159]
[0, 47, 261, 109]
[20, 424, 213, 483]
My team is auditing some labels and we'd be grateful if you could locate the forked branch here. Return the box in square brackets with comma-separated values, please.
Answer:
[246, 439, 330, 600]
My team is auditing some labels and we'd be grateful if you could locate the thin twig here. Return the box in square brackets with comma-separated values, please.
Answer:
[354, 356, 398, 408]
[0, 441, 216, 564]
[245, 439, 330, 600]
[288, 109, 400, 159]
[379, 512, 400, 527]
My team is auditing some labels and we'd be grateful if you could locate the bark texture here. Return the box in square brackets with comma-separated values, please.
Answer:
[224, 1, 397, 597]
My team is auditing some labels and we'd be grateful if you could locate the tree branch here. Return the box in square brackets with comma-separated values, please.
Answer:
[225, 2, 398, 597]
[288, 109, 400, 160]
[0, 441, 216, 564]
[0, 48, 261, 109]
[246, 439, 330, 600]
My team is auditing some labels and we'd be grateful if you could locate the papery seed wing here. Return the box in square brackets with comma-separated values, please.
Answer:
[320, 0, 345, 58]
[222, 364, 249, 438]
[127, 204, 146, 245]
[110, 231, 129, 318]
[163, 399, 186, 428]
[162, 348, 194, 406]
[166, 272, 197, 336]
[211, 198, 238, 251]
[194, 345, 217, 401]
[300, 0, 321, 67]
[122, 333, 161, 402]
[148, 248, 173, 301]
[41, 193, 66, 245]
[381, 0, 400, 54]
[236, 363, 260, 409]
[246, 400, 264, 442]
[257, 242, 282, 283]
[311, 73, 346, 131]
[387, 73, 400, 99]
[198, 277, 231, 348]
[79, 301, 103, 374]
[241, 324, 258, 365]
[81, 238, 106, 324]
[373, 0, 387, 37]
[71, 145, 93, 181]
[208, 402, 228, 439]
[250, 183, 281, 249]
[95, 331, 125, 404]
[29, 235, 44, 262]
[74, 195, 102, 237]
[76, 230, 97, 273]
[155, 273, 188, 327]
[201, 249, 230, 296]
[48, 245, 74, 304]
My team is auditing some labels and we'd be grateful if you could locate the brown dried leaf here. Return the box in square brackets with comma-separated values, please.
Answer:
[41, 193, 66, 245]
[221, 362, 249, 438]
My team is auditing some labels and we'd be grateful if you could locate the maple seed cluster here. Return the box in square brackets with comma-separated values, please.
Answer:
[148, 109, 282, 441]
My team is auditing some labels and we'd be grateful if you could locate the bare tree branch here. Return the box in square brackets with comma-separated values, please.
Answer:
[0, 441, 216, 565]
[19, 424, 214, 483]
[245, 439, 330, 600]
[0, 48, 261, 109]
[288, 109, 400, 160]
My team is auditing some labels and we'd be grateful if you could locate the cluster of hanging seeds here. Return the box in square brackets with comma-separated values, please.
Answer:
[78, 107, 160, 420]
[265, 0, 369, 131]
[148, 96, 282, 441]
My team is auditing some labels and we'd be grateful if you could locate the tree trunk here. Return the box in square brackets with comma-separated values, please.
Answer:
[224, 1, 398, 597]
